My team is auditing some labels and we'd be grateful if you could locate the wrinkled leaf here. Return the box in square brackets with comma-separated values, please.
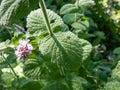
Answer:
[23, 59, 61, 80]
[0, 0, 39, 25]
[27, 9, 64, 36]
[39, 31, 92, 72]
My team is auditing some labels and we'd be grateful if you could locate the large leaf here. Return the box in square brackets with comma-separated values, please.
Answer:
[0, 0, 39, 25]
[27, 9, 64, 36]
[39, 31, 92, 72]
[23, 31, 92, 80]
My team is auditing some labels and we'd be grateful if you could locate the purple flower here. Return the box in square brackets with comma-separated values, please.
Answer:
[15, 39, 33, 59]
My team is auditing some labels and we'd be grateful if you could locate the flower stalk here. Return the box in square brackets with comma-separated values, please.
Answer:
[1, 53, 18, 79]
[39, 0, 54, 36]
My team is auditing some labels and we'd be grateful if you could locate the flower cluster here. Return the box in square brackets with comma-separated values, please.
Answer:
[15, 39, 33, 59]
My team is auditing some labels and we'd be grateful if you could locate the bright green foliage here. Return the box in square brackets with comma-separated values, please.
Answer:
[0, 40, 10, 52]
[0, 0, 39, 25]
[1, 72, 14, 86]
[104, 80, 120, 90]
[112, 61, 120, 79]
[104, 61, 120, 90]
[27, 9, 64, 36]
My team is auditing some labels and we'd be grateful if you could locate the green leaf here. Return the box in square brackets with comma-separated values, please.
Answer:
[60, 4, 79, 15]
[94, 31, 105, 39]
[27, 9, 64, 36]
[65, 73, 89, 90]
[71, 20, 89, 30]
[39, 31, 92, 72]
[104, 80, 120, 90]
[1, 72, 15, 86]
[112, 61, 120, 79]
[23, 59, 44, 80]
[41, 81, 68, 90]
[79, 38, 92, 61]
[0, 0, 39, 25]
[75, 0, 94, 8]
[0, 40, 10, 52]
[63, 13, 82, 24]
[113, 47, 120, 54]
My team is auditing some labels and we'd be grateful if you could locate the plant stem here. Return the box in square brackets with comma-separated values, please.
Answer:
[39, 0, 53, 36]
[1, 53, 18, 79]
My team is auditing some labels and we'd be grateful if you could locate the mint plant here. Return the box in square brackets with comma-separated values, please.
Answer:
[1, 0, 119, 90]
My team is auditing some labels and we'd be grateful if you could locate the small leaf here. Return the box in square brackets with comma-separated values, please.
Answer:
[60, 4, 79, 15]
[75, 0, 94, 8]
[113, 47, 120, 54]
[71, 20, 89, 30]
[63, 13, 82, 24]
[0, 40, 10, 52]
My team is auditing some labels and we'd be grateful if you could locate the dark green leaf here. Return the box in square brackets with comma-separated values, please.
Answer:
[41, 81, 68, 90]
[65, 73, 89, 90]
